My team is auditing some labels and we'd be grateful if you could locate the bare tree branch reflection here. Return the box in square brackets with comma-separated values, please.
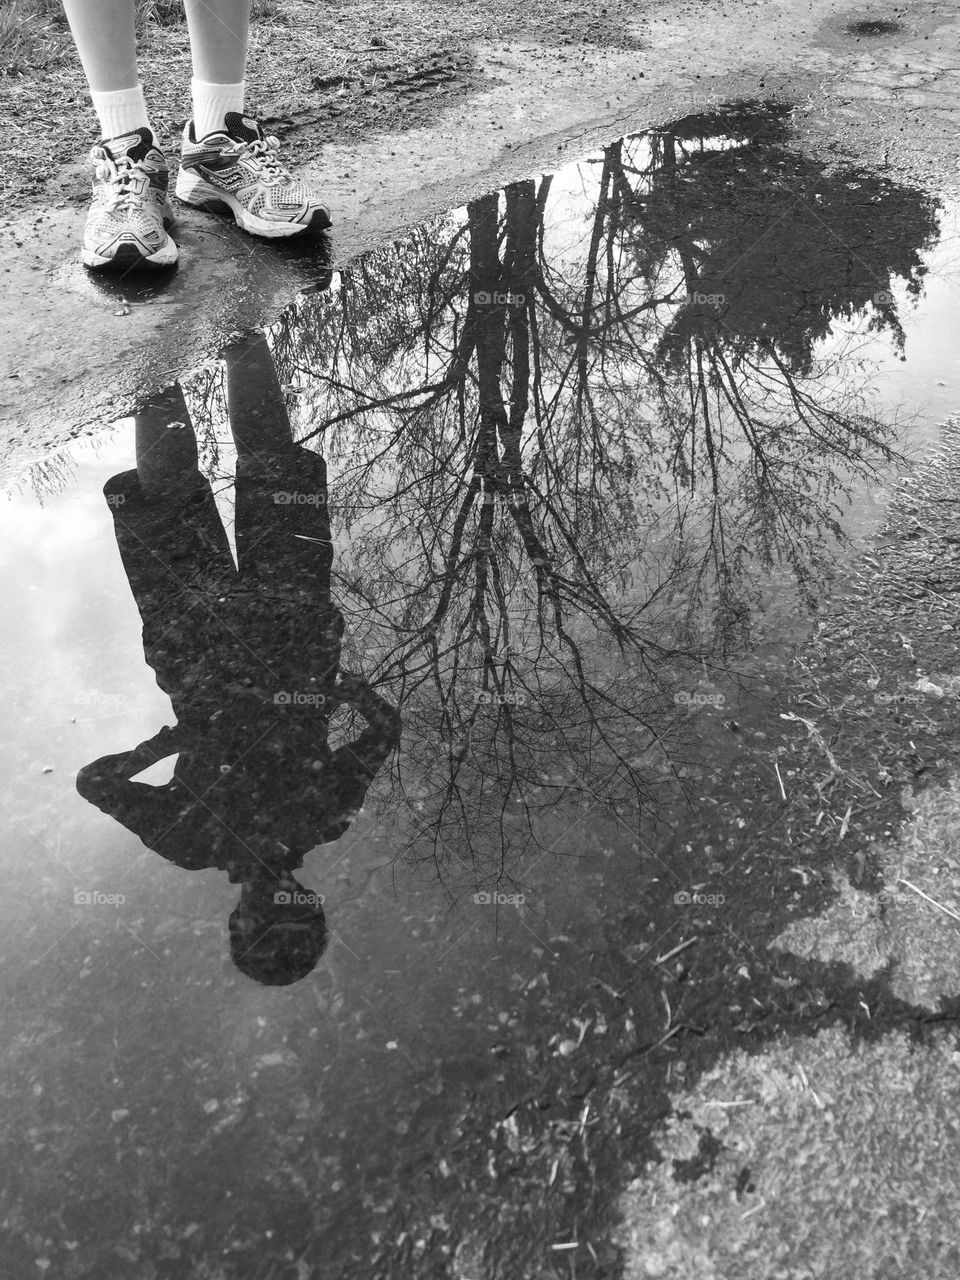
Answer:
[171, 103, 938, 895]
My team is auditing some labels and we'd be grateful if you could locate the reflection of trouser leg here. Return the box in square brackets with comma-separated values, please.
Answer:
[222, 333, 330, 580]
[234, 447, 342, 686]
[103, 469, 238, 697]
[235, 447, 332, 586]
[133, 384, 201, 500]
[223, 333, 294, 462]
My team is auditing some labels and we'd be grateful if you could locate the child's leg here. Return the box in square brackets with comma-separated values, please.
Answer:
[184, 0, 251, 138]
[176, 0, 330, 236]
[64, 0, 175, 269]
[61, 0, 152, 138]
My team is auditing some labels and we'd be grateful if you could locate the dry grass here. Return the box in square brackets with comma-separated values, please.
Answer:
[0, 0, 66, 73]
[0, 0, 281, 74]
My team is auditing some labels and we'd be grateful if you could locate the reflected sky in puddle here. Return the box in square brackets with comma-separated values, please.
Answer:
[2, 101, 959, 1279]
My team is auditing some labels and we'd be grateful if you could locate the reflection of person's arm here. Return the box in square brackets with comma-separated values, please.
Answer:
[76, 726, 180, 820]
[331, 675, 401, 776]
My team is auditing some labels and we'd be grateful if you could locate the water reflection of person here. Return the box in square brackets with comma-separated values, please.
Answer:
[77, 332, 400, 986]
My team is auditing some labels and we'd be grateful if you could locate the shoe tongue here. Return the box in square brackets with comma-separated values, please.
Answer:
[224, 112, 263, 143]
[103, 126, 154, 162]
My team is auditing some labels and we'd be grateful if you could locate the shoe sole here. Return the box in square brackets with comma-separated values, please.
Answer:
[82, 236, 179, 270]
[175, 169, 332, 238]
[81, 202, 178, 270]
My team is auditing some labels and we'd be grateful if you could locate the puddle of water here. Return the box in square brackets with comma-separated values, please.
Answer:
[1, 101, 959, 1279]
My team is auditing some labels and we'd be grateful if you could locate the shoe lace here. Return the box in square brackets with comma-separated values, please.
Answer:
[230, 135, 291, 186]
[91, 146, 152, 210]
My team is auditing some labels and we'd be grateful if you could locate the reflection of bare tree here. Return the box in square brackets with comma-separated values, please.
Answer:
[18, 451, 78, 505]
[597, 105, 938, 600]
[174, 105, 939, 891]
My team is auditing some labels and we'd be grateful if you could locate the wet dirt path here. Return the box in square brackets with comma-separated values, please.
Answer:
[3, 0, 960, 483]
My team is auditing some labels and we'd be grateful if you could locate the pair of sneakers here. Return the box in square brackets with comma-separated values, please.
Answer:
[83, 112, 331, 270]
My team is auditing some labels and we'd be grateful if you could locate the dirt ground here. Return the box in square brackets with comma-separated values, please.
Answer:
[2, 0, 960, 485]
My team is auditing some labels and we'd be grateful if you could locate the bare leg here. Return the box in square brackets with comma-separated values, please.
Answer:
[61, 0, 138, 92]
[183, 0, 251, 83]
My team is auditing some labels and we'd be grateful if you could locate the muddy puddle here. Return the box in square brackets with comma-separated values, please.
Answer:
[2, 100, 959, 1279]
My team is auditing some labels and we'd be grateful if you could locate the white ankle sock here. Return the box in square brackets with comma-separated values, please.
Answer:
[191, 79, 246, 139]
[90, 85, 153, 142]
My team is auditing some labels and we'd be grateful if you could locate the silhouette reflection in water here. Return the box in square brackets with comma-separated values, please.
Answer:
[77, 333, 401, 985]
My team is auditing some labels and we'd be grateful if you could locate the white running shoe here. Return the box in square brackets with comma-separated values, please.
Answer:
[82, 128, 178, 270]
[175, 112, 331, 239]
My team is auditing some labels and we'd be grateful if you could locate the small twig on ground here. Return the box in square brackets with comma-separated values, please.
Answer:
[660, 987, 672, 1030]
[611, 1024, 687, 1086]
[780, 711, 843, 776]
[838, 803, 852, 839]
[898, 876, 960, 924]
[774, 759, 787, 800]
[655, 936, 699, 964]
[741, 1198, 766, 1220]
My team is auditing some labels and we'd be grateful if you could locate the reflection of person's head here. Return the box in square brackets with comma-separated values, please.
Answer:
[228, 875, 328, 986]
